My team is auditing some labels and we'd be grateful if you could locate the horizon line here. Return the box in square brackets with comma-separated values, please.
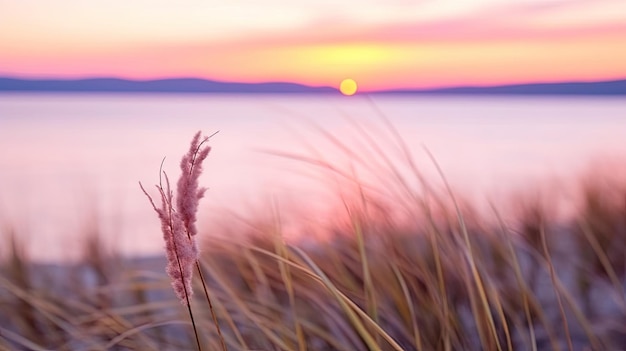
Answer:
[1, 75, 626, 95]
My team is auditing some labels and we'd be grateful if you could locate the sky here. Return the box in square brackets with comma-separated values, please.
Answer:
[1, 0, 626, 90]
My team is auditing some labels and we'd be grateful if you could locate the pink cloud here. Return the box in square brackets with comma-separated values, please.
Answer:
[1, 0, 625, 89]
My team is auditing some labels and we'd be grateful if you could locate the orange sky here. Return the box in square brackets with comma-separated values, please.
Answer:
[1, 0, 626, 91]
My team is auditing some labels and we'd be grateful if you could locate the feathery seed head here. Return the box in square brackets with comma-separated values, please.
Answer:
[140, 130, 213, 305]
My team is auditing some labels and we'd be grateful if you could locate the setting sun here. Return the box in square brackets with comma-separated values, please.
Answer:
[340, 78, 358, 96]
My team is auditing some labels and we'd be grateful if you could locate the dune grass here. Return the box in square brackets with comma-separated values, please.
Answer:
[1, 130, 625, 350]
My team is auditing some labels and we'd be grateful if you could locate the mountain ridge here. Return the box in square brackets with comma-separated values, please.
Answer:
[1, 76, 625, 95]
[376, 79, 626, 95]
[0, 77, 337, 94]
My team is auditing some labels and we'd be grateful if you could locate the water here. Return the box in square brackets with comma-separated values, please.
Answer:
[1, 93, 626, 261]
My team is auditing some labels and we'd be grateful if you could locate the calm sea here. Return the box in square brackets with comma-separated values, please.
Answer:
[1, 93, 626, 261]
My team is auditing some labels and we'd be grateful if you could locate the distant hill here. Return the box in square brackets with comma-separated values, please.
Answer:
[0, 76, 625, 95]
[0, 77, 338, 94]
[376, 79, 626, 95]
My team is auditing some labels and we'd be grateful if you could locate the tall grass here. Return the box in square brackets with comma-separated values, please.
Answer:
[1, 130, 625, 350]
[140, 131, 225, 351]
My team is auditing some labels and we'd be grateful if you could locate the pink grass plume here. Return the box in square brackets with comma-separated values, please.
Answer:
[177, 131, 211, 238]
[139, 131, 213, 305]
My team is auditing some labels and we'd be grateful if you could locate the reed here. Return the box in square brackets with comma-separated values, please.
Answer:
[1, 127, 625, 350]
[140, 130, 226, 351]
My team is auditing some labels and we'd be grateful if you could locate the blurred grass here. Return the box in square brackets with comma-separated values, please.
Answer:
[1, 123, 626, 350]
[1, 173, 625, 350]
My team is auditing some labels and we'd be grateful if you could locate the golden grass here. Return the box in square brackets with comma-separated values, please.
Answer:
[2, 172, 625, 350]
[1, 125, 625, 350]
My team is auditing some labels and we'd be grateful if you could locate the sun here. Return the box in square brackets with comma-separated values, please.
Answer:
[339, 78, 358, 96]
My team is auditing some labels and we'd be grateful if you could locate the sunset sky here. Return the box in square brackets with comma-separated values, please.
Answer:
[1, 0, 626, 91]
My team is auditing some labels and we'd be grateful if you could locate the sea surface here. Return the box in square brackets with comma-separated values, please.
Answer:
[1, 93, 626, 261]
